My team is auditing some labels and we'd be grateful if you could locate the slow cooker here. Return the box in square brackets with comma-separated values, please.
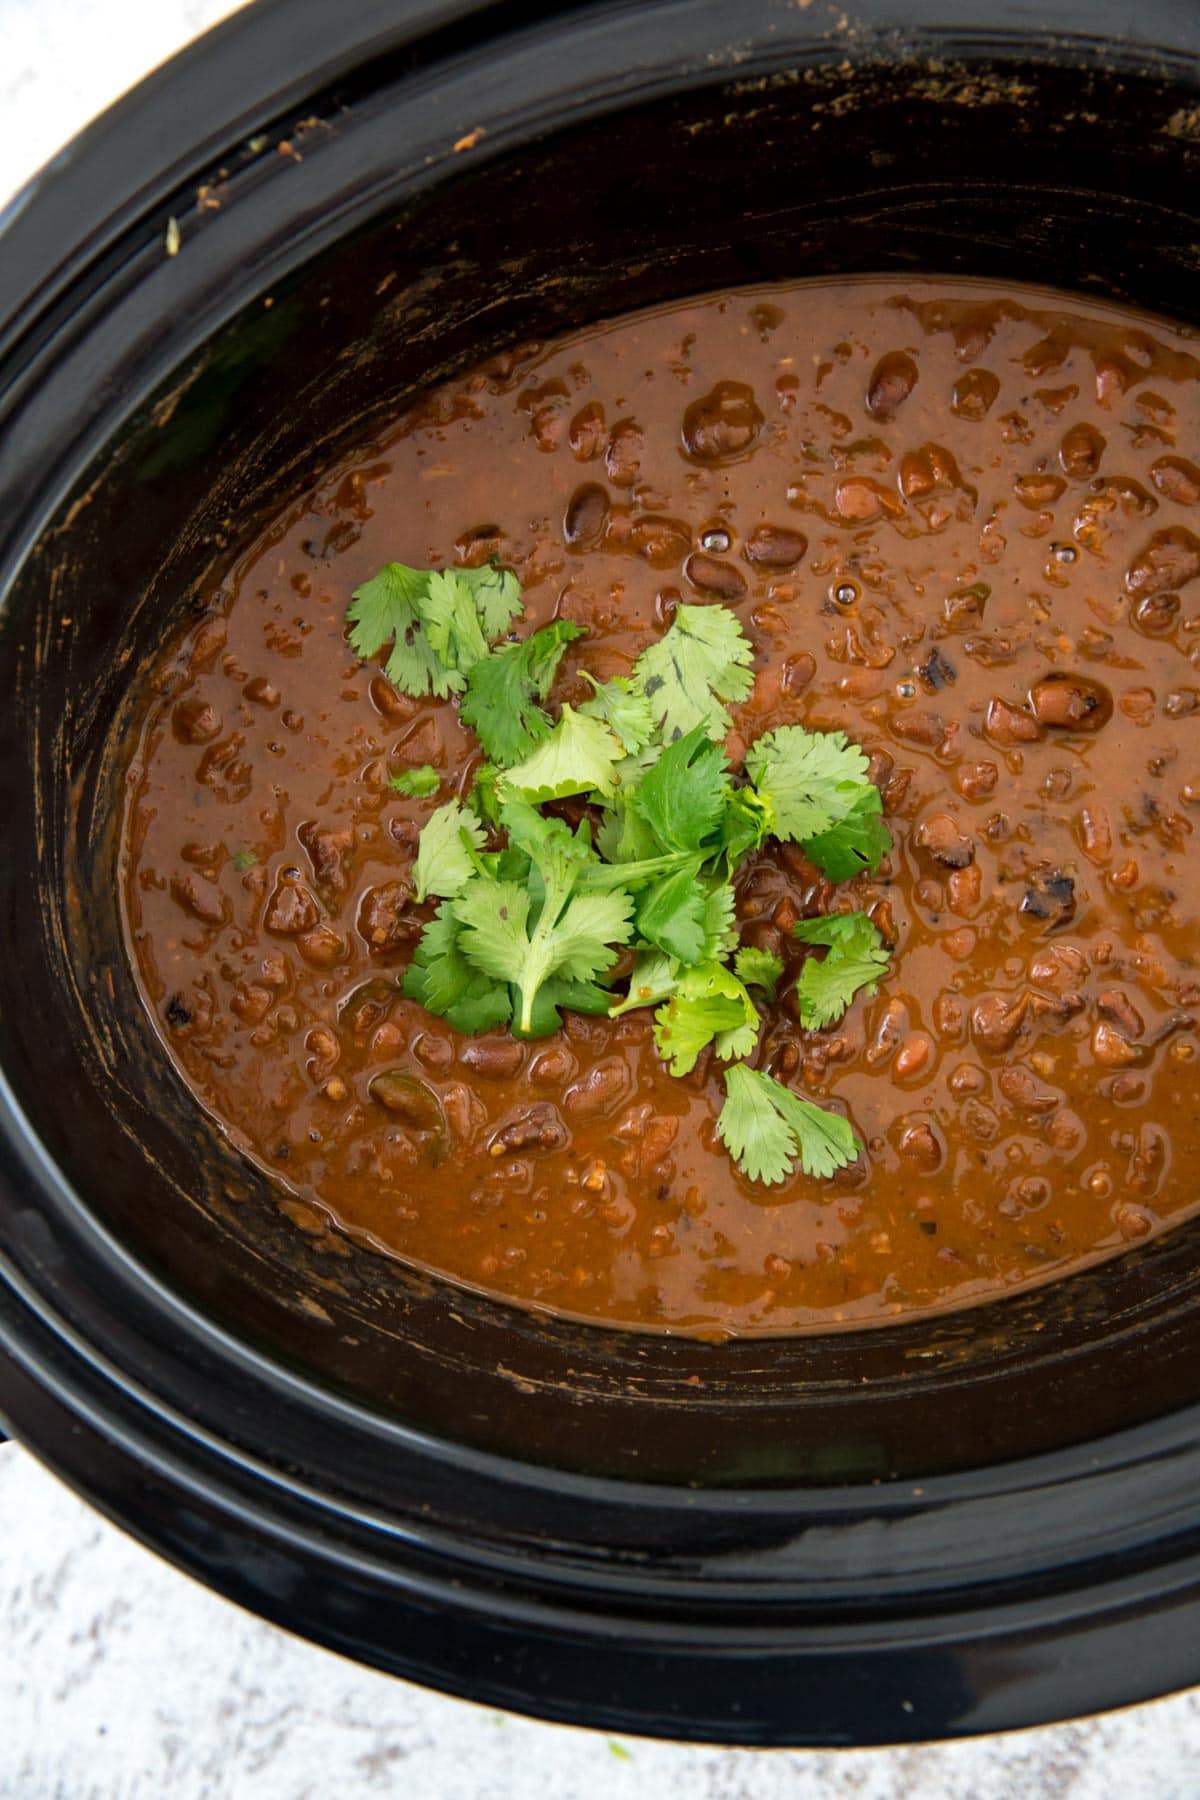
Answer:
[3, 0, 1200, 1744]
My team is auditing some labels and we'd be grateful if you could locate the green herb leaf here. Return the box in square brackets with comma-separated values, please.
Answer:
[702, 883, 739, 959]
[631, 602, 755, 742]
[459, 620, 586, 767]
[389, 764, 440, 798]
[421, 568, 491, 679]
[412, 800, 488, 903]
[635, 863, 708, 963]
[595, 789, 663, 864]
[578, 674, 654, 754]
[793, 910, 890, 1028]
[608, 948, 679, 1016]
[718, 1064, 859, 1184]
[734, 945, 784, 1000]
[632, 725, 730, 854]
[464, 761, 501, 824]
[653, 961, 760, 1076]
[720, 783, 773, 867]
[745, 725, 873, 844]
[347, 562, 455, 697]
[447, 815, 636, 1036]
[231, 849, 258, 871]
[401, 905, 513, 1033]
[521, 976, 613, 1038]
[498, 705, 623, 802]
[803, 783, 893, 881]
[454, 562, 523, 640]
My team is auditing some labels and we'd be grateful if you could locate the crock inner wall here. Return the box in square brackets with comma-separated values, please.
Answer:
[4, 37, 1200, 1483]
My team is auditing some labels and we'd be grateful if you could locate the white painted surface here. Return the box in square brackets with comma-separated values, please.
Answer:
[2, 2, 1200, 1793]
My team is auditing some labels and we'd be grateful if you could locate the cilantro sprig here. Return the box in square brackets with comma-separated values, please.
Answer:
[348, 560, 895, 1188]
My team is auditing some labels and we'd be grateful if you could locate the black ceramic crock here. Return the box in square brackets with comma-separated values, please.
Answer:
[4, 0, 1200, 1747]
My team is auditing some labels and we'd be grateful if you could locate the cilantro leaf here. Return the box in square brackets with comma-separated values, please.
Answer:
[421, 568, 491, 680]
[703, 883, 739, 959]
[609, 949, 679, 1017]
[522, 976, 613, 1037]
[578, 674, 654, 754]
[803, 783, 892, 881]
[653, 962, 760, 1076]
[595, 789, 663, 864]
[793, 911, 890, 1029]
[347, 560, 525, 699]
[412, 800, 488, 903]
[632, 725, 729, 854]
[635, 864, 707, 963]
[745, 725, 872, 844]
[498, 705, 623, 802]
[401, 905, 512, 1033]
[464, 764, 503, 827]
[735, 946, 784, 1000]
[451, 812, 635, 1035]
[455, 562, 523, 640]
[390, 764, 440, 798]
[720, 783, 773, 867]
[718, 1064, 859, 1184]
[451, 877, 532, 979]
[347, 563, 454, 698]
[459, 621, 586, 767]
[631, 603, 755, 742]
[544, 890, 636, 983]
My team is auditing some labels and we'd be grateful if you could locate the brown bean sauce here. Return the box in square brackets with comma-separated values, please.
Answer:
[121, 277, 1200, 1336]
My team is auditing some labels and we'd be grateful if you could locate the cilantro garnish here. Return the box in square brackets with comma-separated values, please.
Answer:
[450, 803, 635, 1036]
[654, 961, 760, 1076]
[746, 725, 871, 841]
[577, 674, 654, 753]
[411, 800, 487, 903]
[803, 783, 893, 881]
[347, 559, 894, 1188]
[632, 725, 730, 854]
[718, 1064, 860, 1184]
[459, 621, 585, 767]
[793, 911, 890, 1029]
[631, 602, 755, 741]
[498, 705, 623, 802]
[390, 764, 440, 798]
[734, 945, 784, 1001]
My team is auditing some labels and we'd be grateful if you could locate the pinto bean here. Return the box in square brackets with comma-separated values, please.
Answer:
[1059, 421, 1106, 479]
[264, 873, 320, 935]
[997, 1065, 1059, 1114]
[951, 368, 1000, 420]
[915, 813, 975, 869]
[682, 381, 764, 462]
[1149, 455, 1200, 506]
[1096, 989, 1146, 1040]
[529, 1046, 578, 1087]
[564, 1057, 632, 1118]
[605, 418, 643, 487]
[744, 523, 808, 567]
[683, 552, 747, 599]
[564, 482, 610, 547]
[897, 1119, 943, 1171]
[866, 350, 919, 421]
[1126, 526, 1200, 597]
[460, 1037, 527, 1080]
[1029, 672, 1113, 732]
[985, 697, 1042, 747]
[971, 992, 1029, 1055]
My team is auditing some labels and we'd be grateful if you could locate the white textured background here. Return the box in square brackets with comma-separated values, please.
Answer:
[3, 2, 1200, 1794]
